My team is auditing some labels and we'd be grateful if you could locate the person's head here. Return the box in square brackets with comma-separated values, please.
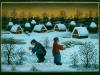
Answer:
[54, 37, 59, 43]
[30, 39, 37, 45]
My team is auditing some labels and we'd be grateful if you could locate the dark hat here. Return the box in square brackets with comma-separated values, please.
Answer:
[54, 37, 59, 42]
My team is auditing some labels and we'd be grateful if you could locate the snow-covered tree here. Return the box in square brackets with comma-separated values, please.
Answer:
[70, 52, 78, 67]
[78, 41, 97, 68]
[2, 37, 16, 65]
[43, 37, 50, 48]
[15, 47, 26, 65]
[11, 65, 16, 71]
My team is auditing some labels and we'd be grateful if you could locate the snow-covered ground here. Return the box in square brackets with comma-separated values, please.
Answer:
[1, 30, 99, 72]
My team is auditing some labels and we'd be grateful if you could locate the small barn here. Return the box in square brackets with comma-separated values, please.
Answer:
[71, 27, 89, 39]
[69, 21, 76, 31]
[24, 22, 32, 32]
[31, 20, 36, 29]
[54, 23, 66, 31]
[45, 22, 53, 30]
[33, 24, 47, 33]
[7, 22, 13, 31]
[10, 24, 23, 34]
[89, 22, 97, 33]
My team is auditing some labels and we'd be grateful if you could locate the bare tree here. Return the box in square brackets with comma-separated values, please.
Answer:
[94, 12, 98, 18]
[74, 9, 83, 19]
[85, 13, 89, 18]
[19, 11, 26, 19]
[59, 10, 67, 19]
[78, 41, 98, 68]
[42, 12, 49, 19]
[2, 37, 16, 65]
[27, 12, 33, 18]
[51, 14, 55, 18]
[2, 10, 9, 18]
[10, 8, 17, 19]
[89, 10, 93, 18]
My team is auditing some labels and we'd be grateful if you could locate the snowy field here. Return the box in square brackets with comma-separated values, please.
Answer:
[1, 30, 99, 72]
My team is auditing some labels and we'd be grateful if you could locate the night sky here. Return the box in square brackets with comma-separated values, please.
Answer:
[1, 2, 99, 18]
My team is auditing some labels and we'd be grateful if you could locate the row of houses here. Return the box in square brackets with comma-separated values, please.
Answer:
[6, 21, 97, 39]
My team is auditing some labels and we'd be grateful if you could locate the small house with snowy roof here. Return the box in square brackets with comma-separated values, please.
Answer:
[45, 22, 53, 30]
[10, 24, 23, 34]
[33, 24, 47, 33]
[7, 22, 13, 31]
[54, 23, 66, 31]
[31, 20, 36, 29]
[69, 21, 76, 31]
[71, 27, 89, 39]
[24, 22, 32, 32]
[89, 22, 98, 33]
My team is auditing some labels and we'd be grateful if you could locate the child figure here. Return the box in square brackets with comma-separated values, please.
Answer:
[52, 37, 66, 65]
[29, 39, 46, 63]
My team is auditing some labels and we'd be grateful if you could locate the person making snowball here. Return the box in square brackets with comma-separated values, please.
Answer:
[52, 37, 66, 65]
[29, 39, 46, 63]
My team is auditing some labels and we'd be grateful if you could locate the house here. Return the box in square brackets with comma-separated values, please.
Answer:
[33, 24, 47, 33]
[89, 22, 97, 33]
[71, 27, 89, 39]
[54, 23, 66, 31]
[69, 21, 76, 31]
[31, 20, 36, 29]
[24, 22, 32, 32]
[7, 22, 13, 31]
[45, 22, 53, 30]
[10, 24, 23, 34]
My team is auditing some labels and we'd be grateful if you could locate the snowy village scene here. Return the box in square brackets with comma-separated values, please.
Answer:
[1, 2, 99, 72]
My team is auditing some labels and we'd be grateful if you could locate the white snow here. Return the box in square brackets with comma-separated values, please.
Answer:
[71, 27, 89, 36]
[70, 21, 76, 26]
[90, 22, 97, 28]
[25, 22, 31, 27]
[33, 24, 47, 31]
[10, 24, 23, 32]
[8, 22, 13, 26]
[31, 20, 36, 24]
[46, 22, 52, 26]
[54, 24, 66, 30]
[1, 29, 99, 72]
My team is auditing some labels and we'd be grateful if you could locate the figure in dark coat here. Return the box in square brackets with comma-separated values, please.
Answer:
[29, 39, 46, 63]
[52, 37, 66, 65]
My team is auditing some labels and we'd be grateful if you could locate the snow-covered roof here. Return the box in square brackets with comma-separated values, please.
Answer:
[72, 27, 89, 36]
[70, 21, 76, 26]
[54, 24, 66, 30]
[33, 24, 47, 31]
[46, 22, 52, 26]
[31, 20, 36, 24]
[10, 24, 23, 32]
[8, 22, 13, 26]
[90, 22, 97, 28]
[25, 22, 31, 27]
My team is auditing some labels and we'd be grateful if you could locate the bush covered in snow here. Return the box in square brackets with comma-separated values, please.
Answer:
[78, 41, 98, 68]
[70, 52, 78, 67]
[43, 37, 50, 48]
